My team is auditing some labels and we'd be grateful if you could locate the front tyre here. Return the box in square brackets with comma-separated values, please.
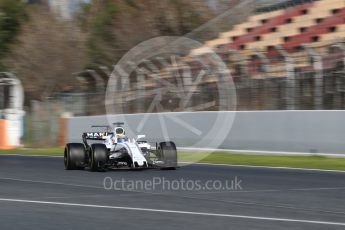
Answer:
[159, 142, 177, 170]
[64, 143, 86, 170]
[90, 144, 108, 171]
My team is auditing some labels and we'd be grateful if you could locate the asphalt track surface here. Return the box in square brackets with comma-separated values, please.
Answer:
[0, 155, 345, 230]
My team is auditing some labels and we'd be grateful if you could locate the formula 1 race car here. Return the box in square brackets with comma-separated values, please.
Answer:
[64, 122, 177, 171]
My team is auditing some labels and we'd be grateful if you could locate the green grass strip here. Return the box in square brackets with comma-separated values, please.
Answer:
[179, 152, 345, 171]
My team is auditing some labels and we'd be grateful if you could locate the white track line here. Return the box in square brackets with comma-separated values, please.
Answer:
[195, 186, 345, 195]
[0, 198, 344, 226]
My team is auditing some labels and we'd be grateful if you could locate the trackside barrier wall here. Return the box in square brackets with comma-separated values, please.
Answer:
[65, 111, 345, 155]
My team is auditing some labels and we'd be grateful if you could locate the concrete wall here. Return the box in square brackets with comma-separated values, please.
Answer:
[67, 111, 345, 154]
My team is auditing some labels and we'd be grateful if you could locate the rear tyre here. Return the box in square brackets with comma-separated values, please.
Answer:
[90, 144, 108, 171]
[159, 142, 177, 170]
[64, 143, 86, 170]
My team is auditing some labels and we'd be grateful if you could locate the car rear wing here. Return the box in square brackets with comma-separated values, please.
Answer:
[82, 132, 113, 140]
